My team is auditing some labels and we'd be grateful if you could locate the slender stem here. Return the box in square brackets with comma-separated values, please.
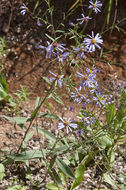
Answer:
[17, 81, 55, 154]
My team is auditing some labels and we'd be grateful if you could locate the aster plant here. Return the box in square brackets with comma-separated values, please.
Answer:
[89, 0, 102, 14]
[49, 71, 64, 88]
[20, 4, 29, 15]
[77, 13, 92, 24]
[83, 31, 103, 52]
[58, 117, 78, 134]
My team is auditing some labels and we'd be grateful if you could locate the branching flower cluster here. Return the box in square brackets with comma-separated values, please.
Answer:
[19, 0, 107, 135]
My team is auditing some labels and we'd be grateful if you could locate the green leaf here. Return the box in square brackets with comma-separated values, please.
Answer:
[39, 112, 59, 119]
[6, 150, 47, 162]
[51, 168, 62, 187]
[106, 103, 116, 124]
[3, 116, 28, 125]
[0, 163, 5, 180]
[33, 127, 56, 142]
[70, 162, 86, 190]
[0, 86, 10, 101]
[42, 77, 51, 84]
[46, 183, 64, 190]
[56, 157, 77, 181]
[54, 145, 69, 153]
[45, 33, 54, 42]
[97, 135, 112, 149]
[0, 73, 9, 93]
[24, 131, 34, 143]
[7, 185, 26, 190]
[31, 97, 43, 119]
[51, 93, 64, 105]
[103, 173, 117, 188]
[45, 99, 52, 112]
[48, 155, 57, 170]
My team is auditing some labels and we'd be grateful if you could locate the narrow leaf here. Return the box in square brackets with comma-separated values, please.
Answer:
[56, 157, 77, 181]
[104, 173, 116, 188]
[32, 127, 56, 142]
[0, 163, 5, 180]
[71, 163, 85, 190]
[46, 183, 64, 190]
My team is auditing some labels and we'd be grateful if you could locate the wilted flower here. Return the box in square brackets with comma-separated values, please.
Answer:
[89, 0, 102, 14]
[53, 42, 65, 52]
[49, 71, 64, 88]
[77, 13, 91, 24]
[58, 117, 78, 134]
[20, 4, 29, 15]
[83, 31, 103, 52]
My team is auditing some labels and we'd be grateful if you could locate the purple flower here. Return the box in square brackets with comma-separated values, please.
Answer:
[90, 85, 100, 94]
[77, 13, 92, 24]
[118, 81, 126, 94]
[58, 117, 78, 134]
[76, 129, 84, 135]
[86, 67, 99, 75]
[71, 87, 89, 108]
[93, 94, 106, 107]
[39, 41, 54, 58]
[124, 49, 126, 54]
[76, 72, 96, 88]
[74, 46, 87, 59]
[69, 21, 74, 26]
[49, 71, 64, 88]
[85, 116, 96, 127]
[39, 42, 65, 58]
[20, 4, 28, 15]
[71, 87, 83, 102]
[89, 0, 102, 14]
[53, 42, 65, 52]
[70, 106, 74, 112]
[83, 31, 103, 52]
[37, 19, 42, 26]
[56, 52, 69, 62]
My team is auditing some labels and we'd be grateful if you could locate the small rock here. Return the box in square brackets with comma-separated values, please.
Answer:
[84, 173, 90, 178]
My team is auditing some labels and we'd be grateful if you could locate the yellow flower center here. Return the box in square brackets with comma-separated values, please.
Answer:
[98, 98, 102, 102]
[64, 121, 69, 126]
[80, 48, 84, 52]
[25, 7, 29, 11]
[82, 98, 86, 102]
[89, 70, 92, 74]
[59, 54, 62, 58]
[93, 3, 97, 8]
[56, 75, 60, 79]
[78, 93, 82, 97]
[91, 38, 96, 44]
